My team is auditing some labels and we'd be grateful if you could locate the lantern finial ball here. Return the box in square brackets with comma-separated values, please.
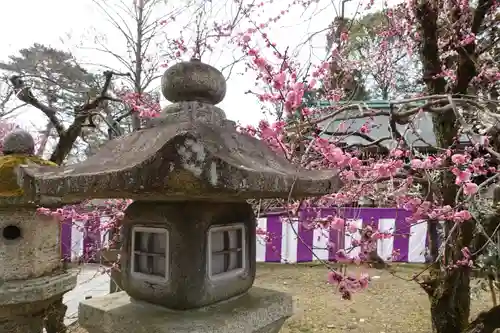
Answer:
[2, 130, 35, 155]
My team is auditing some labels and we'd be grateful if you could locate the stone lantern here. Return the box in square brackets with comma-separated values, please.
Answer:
[17, 59, 342, 333]
[0, 130, 77, 333]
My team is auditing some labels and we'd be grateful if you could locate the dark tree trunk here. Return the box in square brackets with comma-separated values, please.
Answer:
[423, 268, 471, 333]
[463, 306, 500, 333]
[412, 0, 494, 330]
[423, 115, 475, 333]
[368, 250, 388, 269]
[44, 297, 68, 333]
[110, 266, 123, 294]
[426, 219, 441, 265]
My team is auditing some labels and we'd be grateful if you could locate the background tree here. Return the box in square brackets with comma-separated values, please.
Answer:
[468, 6, 500, 103]
[0, 43, 131, 165]
[82, 0, 196, 132]
[0, 43, 107, 160]
[0, 43, 99, 111]
[325, 10, 371, 101]
[345, 10, 424, 99]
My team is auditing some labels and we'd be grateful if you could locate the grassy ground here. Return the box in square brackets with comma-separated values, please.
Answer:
[256, 263, 492, 333]
[70, 263, 493, 333]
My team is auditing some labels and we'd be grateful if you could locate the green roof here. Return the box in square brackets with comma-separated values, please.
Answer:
[297, 99, 441, 148]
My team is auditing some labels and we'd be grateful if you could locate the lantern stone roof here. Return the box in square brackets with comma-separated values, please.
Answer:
[17, 60, 342, 204]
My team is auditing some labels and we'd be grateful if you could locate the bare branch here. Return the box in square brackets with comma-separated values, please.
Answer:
[9, 70, 129, 165]
[9, 75, 66, 136]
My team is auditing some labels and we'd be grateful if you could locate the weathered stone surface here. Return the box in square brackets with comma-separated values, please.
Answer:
[0, 293, 68, 330]
[0, 131, 76, 333]
[0, 271, 77, 306]
[146, 101, 227, 128]
[161, 59, 226, 105]
[120, 201, 256, 309]
[255, 319, 287, 333]
[2, 130, 35, 155]
[0, 208, 62, 281]
[0, 314, 44, 333]
[0, 274, 76, 332]
[79, 287, 293, 333]
[18, 120, 341, 203]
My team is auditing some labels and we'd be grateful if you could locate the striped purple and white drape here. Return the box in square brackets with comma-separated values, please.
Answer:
[256, 208, 428, 263]
[60, 208, 428, 263]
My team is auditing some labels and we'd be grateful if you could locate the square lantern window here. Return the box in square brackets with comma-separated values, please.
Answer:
[207, 224, 246, 279]
[131, 227, 169, 282]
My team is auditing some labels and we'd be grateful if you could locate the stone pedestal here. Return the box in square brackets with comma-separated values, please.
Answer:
[0, 271, 77, 333]
[0, 316, 44, 333]
[79, 287, 293, 333]
[0, 204, 77, 333]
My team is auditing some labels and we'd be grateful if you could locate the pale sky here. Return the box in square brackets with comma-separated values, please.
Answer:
[0, 0, 393, 132]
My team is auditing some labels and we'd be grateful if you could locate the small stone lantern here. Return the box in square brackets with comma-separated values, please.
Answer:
[0, 130, 77, 333]
[18, 60, 342, 333]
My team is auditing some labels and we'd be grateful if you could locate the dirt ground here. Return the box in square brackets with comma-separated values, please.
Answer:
[70, 263, 492, 333]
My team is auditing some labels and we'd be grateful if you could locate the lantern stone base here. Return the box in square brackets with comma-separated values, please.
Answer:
[0, 270, 77, 333]
[0, 315, 44, 333]
[79, 287, 294, 333]
[0, 270, 77, 307]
